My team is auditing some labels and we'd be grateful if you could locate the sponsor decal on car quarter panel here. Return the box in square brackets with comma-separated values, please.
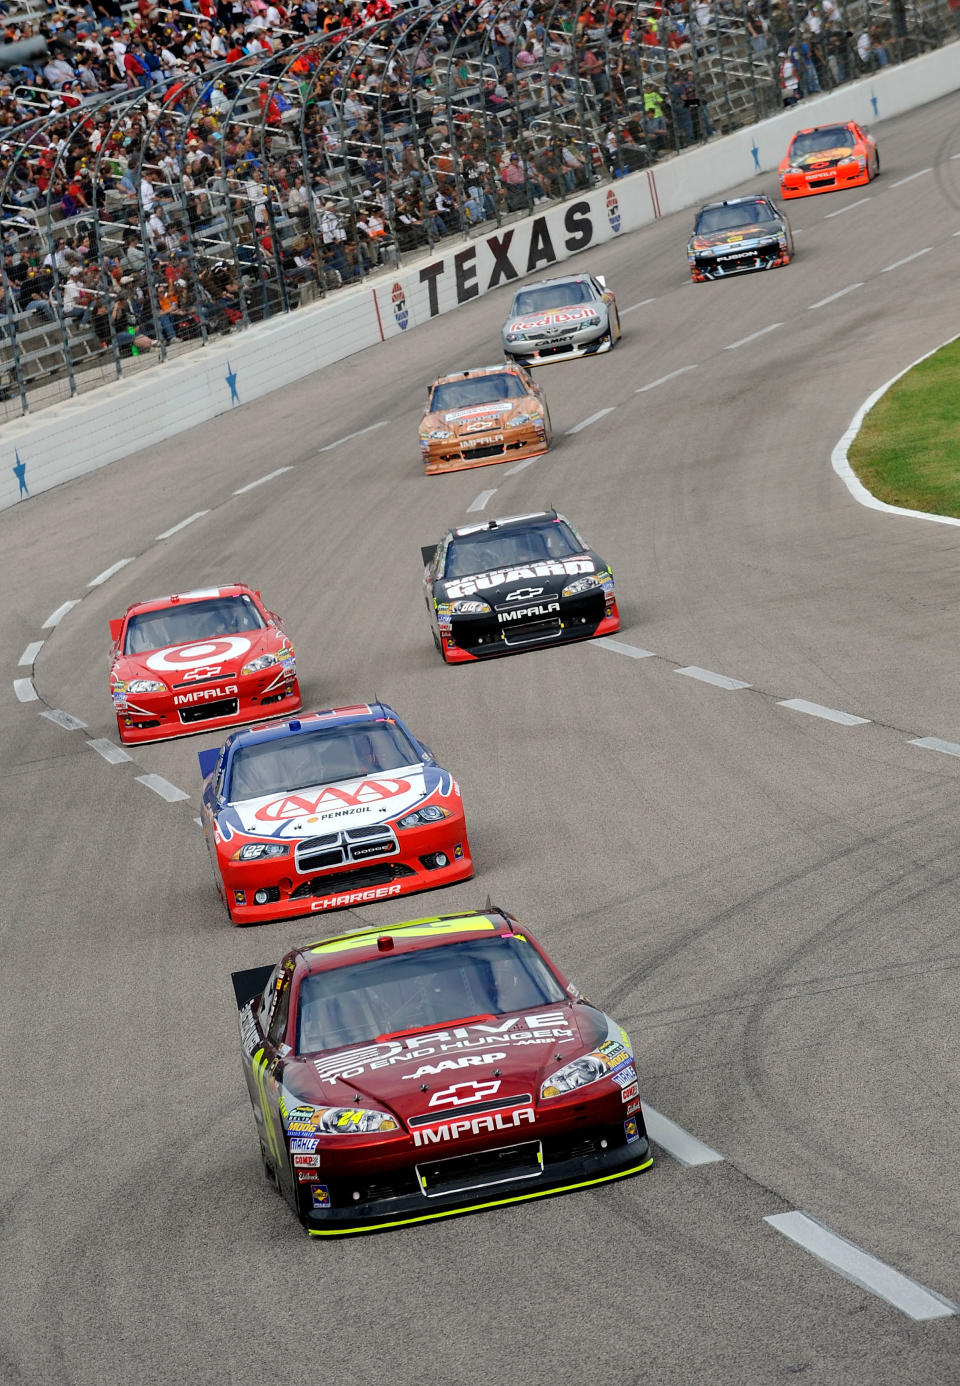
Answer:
[412, 1107, 535, 1146]
[611, 1065, 637, 1088]
[620, 1082, 639, 1103]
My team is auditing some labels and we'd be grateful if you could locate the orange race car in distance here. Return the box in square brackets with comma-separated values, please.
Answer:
[778, 121, 878, 199]
[419, 365, 551, 475]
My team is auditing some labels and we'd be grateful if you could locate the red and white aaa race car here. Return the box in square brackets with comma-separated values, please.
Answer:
[109, 584, 300, 744]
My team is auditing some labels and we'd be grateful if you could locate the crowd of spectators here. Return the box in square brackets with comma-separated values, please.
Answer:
[0, 0, 949, 406]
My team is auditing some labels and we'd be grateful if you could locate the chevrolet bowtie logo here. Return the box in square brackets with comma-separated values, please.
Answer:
[505, 587, 544, 601]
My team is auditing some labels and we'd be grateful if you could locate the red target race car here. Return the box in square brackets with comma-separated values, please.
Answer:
[109, 584, 300, 745]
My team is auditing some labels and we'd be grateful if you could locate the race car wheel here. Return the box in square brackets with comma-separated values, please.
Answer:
[431, 624, 441, 651]
[872, 153, 880, 179]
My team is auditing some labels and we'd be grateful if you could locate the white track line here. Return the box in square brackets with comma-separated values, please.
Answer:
[807, 283, 863, 309]
[88, 558, 134, 588]
[156, 511, 209, 541]
[881, 248, 931, 273]
[42, 600, 79, 629]
[724, 323, 782, 351]
[318, 420, 389, 452]
[823, 196, 871, 218]
[87, 738, 133, 764]
[41, 708, 86, 731]
[504, 456, 540, 476]
[778, 698, 869, 726]
[764, 1212, 957, 1320]
[567, 407, 615, 435]
[637, 365, 698, 393]
[908, 736, 960, 758]
[890, 168, 931, 187]
[18, 641, 43, 666]
[621, 297, 657, 314]
[676, 666, 750, 690]
[467, 489, 497, 513]
[592, 637, 657, 659]
[136, 774, 190, 803]
[643, 1107, 724, 1166]
[13, 678, 38, 703]
[233, 466, 293, 495]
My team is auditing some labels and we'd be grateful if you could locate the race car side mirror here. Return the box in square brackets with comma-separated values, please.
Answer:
[109, 618, 123, 644]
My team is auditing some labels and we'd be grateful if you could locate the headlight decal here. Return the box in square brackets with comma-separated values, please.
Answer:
[285, 1104, 399, 1135]
[540, 1026, 635, 1099]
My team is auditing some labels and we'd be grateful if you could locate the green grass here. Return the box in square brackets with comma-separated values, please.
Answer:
[848, 337, 960, 516]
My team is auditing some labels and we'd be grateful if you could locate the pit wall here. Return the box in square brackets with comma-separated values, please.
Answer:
[4, 42, 957, 511]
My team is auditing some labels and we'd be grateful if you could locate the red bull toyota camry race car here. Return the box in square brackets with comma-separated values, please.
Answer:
[200, 703, 472, 924]
[232, 908, 652, 1235]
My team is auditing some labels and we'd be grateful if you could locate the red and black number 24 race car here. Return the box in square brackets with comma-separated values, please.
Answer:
[233, 909, 652, 1235]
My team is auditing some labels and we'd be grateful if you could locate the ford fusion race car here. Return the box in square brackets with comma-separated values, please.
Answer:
[779, 121, 878, 199]
[109, 584, 300, 745]
[501, 272, 621, 366]
[199, 702, 472, 924]
[422, 509, 619, 663]
[419, 365, 551, 474]
[233, 908, 652, 1235]
[688, 195, 793, 282]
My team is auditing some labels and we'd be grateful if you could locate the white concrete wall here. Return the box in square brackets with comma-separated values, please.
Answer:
[4, 42, 957, 511]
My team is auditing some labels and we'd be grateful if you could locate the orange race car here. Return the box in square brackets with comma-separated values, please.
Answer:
[418, 364, 551, 475]
[778, 121, 878, 199]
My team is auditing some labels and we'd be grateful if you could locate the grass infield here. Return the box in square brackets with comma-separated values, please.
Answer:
[848, 337, 960, 517]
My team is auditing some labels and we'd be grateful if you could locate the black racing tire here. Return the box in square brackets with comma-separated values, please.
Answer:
[873, 152, 880, 179]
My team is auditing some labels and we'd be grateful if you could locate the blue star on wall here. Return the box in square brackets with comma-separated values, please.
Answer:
[12, 450, 28, 499]
[225, 362, 239, 405]
[870, 90, 878, 117]
[751, 140, 760, 172]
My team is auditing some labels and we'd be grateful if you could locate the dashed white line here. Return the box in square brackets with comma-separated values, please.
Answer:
[87, 737, 133, 764]
[952, 153, 960, 160]
[890, 167, 932, 187]
[18, 641, 43, 666]
[643, 1107, 724, 1166]
[42, 600, 79, 629]
[676, 666, 750, 690]
[156, 511, 210, 541]
[637, 365, 698, 393]
[764, 1212, 957, 1321]
[318, 420, 389, 452]
[592, 637, 657, 659]
[567, 407, 615, 435]
[504, 456, 540, 476]
[807, 283, 863, 309]
[136, 774, 190, 803]
[724, 323, 782, 351]
[881, 248, 931, 273]
[467, 489, 497, 513]
[234, 466, 294, 495]
[778, 698, 870, 726]
[621, 297, 657, 314]
[13, 678, 38, 703]
[88, 557, 134, 588]
[908, 736, 960, 758]
[41, 708, 86, 731]
[823, 197, 871, 219]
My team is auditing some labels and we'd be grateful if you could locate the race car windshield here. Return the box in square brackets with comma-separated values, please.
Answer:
[124, 595, 266, 654]
[443, 520, 582, 579]
[296, 935, 566, 1054]
[790, 126, 853, 156]
[431, 374, 528, 412]
[226, 721, 421, 800]
[695, 201, 775, 233]
[511, 281, 594, 314]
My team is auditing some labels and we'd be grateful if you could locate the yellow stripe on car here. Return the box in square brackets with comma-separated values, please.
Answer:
[309, 915, 496, 955]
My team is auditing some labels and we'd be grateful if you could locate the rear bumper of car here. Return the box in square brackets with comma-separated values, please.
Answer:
[441, 595, 619, 663]
[780, 166, 869, 198]
[116, 675, 301, 744]
[505, 325, 613, 366]
[303, 1125, 652, 1237]
[423, 429, 548, 474]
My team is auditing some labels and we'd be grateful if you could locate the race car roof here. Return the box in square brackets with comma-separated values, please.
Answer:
[431, 365, 524, 385]
[295, 909, 520, 975]
[450, 509, 559, 538]
[216, 702, 385, 752]
[121, 583, 255, 617]
[700, 195, 772, 211]
[518, 273, 591, 292]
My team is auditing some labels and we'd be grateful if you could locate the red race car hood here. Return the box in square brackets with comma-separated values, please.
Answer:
[226, 763, 440, 837]
[793, 144, 853, 168]
[113, 627, 284, 684]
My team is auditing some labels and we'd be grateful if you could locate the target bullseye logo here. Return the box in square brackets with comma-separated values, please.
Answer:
[145, 636, 252, 673]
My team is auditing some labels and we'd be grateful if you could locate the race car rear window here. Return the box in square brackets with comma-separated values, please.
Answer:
[295, 935, 566, 1054]
[790, 126, 853, 157]
[695, 201, 775, 233]
[124, 595, 266, 654]
[443, 520, 582, 579]
[226, 721, 421, 801]
[511, 281, 594, 315]
[431, 373, 528, 412]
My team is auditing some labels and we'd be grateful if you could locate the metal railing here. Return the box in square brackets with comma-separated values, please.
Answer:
[0, 0, 955, 420]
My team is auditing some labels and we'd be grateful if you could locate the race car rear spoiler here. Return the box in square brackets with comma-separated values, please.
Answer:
[231, 964, 276, 1010]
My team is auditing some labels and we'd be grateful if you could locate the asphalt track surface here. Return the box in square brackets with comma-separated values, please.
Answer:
[4, 92, 960, 1386]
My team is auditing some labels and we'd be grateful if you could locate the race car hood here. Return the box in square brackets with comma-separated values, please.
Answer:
[218, 762, 447, 840]
[791, 144, 854, 168]
[112, 627, 287, 684]
[435, 551, 603, 602]
[690, 221, 782, 250]
[421, 397, 538, 439]
[506, 303, 600, 333]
